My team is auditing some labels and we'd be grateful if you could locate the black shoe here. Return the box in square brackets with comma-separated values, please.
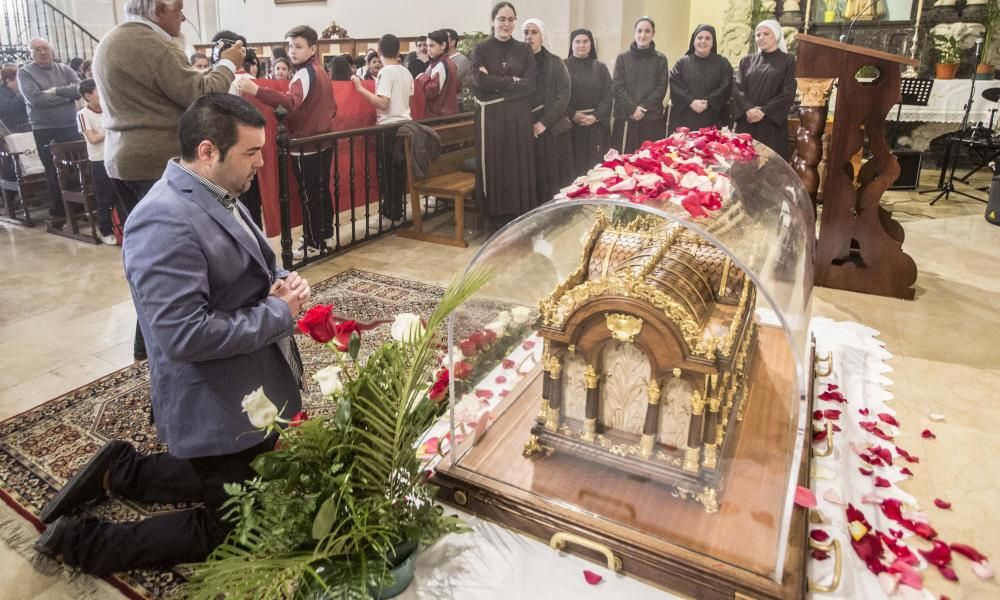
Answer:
[39, 440, 127, 523]
[133, 352, 147, 362]
[34, 515, 75, 557]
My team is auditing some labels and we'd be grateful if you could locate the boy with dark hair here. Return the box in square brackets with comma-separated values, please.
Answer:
[352, 34, 414, 223]
[239, 25, 338, 258]
[77, 79, 117, 245]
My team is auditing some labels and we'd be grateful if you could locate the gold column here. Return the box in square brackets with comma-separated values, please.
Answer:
[701, 374, 720, 470]
[683, 390, 705, 473]
[639, 378, 660, 459]
[582, 365, 599, 442]
[545, 357, 563, 432]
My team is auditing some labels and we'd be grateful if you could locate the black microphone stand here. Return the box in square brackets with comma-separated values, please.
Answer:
[921, 37, 989, 205]
[840, 0, 883, 44]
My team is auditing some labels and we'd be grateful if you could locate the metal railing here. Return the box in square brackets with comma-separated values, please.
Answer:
[275, 110, 475, 270]
[0, 0, 100, 65]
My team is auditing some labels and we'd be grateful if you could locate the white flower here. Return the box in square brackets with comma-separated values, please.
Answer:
[496, 311, 512, 328]
[391, 313, 425, 343]
[511, 306, 533, 325]
[485, 320, 507, 337]
[312, 365, 343, 397]
[241, 387, 279, 428]
[448, 345, 465, 364]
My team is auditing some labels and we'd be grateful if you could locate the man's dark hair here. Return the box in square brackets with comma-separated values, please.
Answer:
[243, 48, 259, 69]
[329, 56, 353, 81]
[189, 51, 208, 64]
[285, 25, 318, 47]
[211, 30, 247, 46]
[271, 46, 288, 60]
[179, 93, 266, 162]
[427, 29, 449, 50]
[445, 29, 460, 45]
[69, 57, 84, 72]
[78, 78, 97, 98]
[378, 34, 400, 59]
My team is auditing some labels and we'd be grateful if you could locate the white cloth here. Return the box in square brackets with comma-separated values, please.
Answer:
[229, 71, 252, 96]
[756, 19, 787, 53]
[522, 17, 546, 43]
[3, 132, 44, 175]
[375, 64, 414, 125]
[76, 106, 104, 161]
[829, 79, 1000, 124]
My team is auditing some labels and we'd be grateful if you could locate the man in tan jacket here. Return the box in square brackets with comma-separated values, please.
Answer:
[93, 0, 245, 360]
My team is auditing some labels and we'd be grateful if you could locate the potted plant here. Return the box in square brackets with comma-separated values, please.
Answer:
[183, 271, 490, 599]
[978, 0, 1000, 79]
[933, 34, 963, 79]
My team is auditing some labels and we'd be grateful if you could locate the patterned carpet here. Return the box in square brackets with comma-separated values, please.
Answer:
[0, 269, 449, 600]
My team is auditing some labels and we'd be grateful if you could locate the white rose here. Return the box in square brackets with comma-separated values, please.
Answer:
[485, 320, 507, 337]
[391, 313, 425, 343]
[511, 306, 533, 325]
[497, 311, 512, 328]
[241, 387, 279, 428]
[448, 345, 465, 365]
[312, 365, 343, 397]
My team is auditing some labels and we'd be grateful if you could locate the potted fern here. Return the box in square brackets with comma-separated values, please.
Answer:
[933, 34, 963, 79]
[183, 271, 490, 599]
[978, 0, 1000, 79]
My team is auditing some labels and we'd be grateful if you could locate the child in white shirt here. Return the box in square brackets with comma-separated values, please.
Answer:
[76, 79, 116, 245]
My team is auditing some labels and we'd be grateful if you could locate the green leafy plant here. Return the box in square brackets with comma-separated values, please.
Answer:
[183, 270, 491, 600]
[932, 34, 964, 65]
[458, 30, 488, 113]
[747, 0, 777, 53]
[981, 0, 1000, 65]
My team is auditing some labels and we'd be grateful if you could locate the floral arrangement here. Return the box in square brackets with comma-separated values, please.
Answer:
[559, 127, 758, 219]
[447, 306, 534, 396]
[184, 271, 490, 600]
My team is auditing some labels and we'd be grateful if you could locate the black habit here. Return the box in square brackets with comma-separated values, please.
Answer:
[668, 25, 733, 133]
[565, 54, 612, 174]
[731, 49, 797, 160]
[529, 47, 575, 203]
[471, 36, 538, 222]
[611, 41, 668, 154]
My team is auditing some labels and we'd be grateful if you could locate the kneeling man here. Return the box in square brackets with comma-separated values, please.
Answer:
[35, 93, 310, 574]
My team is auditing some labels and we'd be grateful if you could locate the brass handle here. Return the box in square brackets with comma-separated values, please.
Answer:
[814, 351, 833, 377]
[550, 532, 622, 571]
[807, 538, 842, 593]
[813, 421, 834, 458]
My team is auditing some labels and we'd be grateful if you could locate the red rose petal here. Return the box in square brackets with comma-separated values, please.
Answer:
[859, 408, 870, 416]
[583, 570, 603, 585]
[474, 389, 494, 399]
[832, 424, 842, 432]
[934, 498, 952, 510]
[521, 340, 536, 350]
[810, 529, 830, 542]
[824, 409, 841, 420]
[827, 384, 839, 391]
[900, 467, 914, 476]
[812, 549, 830, 560]
[939, 565, 959, 581]
[495, 375, 507, 384]
[813, 409, 823, 420]
[874, 477, 892, 488]
[813, 429, 828, 442]
[878, 413, 900, 427]
[501, 358, 515, 369]
[860, 467, 874, 476]
[922, 429, 936, 439]
[951, 543, 988, 563]
[919, 541, 953, 568]
[795, 485, 817, 508]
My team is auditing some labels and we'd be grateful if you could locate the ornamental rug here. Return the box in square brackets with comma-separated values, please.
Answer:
[0, 269, 459, 600]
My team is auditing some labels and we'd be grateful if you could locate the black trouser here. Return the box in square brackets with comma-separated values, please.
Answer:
[291, 148, 334, 246]
[376, 129, 406, 221]
[32, 126, 83, 216]
[57, 438, 274, 575]
[89, 161, 115, 236]
[112, 178, 157, 360]
[240, 174, 263, 230]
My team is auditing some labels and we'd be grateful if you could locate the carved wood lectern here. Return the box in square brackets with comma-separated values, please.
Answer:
[793, 34, 919, 299]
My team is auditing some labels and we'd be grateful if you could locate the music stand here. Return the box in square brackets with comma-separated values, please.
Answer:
[890, 78, 933, 145]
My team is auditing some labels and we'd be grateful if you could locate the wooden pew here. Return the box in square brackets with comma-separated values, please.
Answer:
[396, 120, 476, 248]
[49, 140, 99, 243]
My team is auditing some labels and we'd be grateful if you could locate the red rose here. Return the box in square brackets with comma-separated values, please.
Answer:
[290, 411, 309, 428]
[468, 331, 486, 350]
[454, 360, 473, 380]
[458, 339, 478, 357]
[429, 367, 449, 402]
[332, 320, 361, 352]
[297, 304, 336, 343]
[482, 329, 497, 345]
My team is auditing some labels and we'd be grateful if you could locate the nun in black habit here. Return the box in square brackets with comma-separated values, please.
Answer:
[668, 24, 733, 133]
[731, 19, 797, 160]
[523, 17, 575, 203]
[611, 16, 668, 154]
[565, 28, 612, 175]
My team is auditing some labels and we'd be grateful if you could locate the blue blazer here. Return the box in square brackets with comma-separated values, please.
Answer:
[123, 161, 301, 459]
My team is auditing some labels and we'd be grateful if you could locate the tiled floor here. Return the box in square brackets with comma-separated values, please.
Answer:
[1, 175, 998, 598]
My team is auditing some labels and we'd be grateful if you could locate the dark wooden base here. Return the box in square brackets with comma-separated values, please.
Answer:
[434, 325, 812, 599]
[46, 222, 100, 244]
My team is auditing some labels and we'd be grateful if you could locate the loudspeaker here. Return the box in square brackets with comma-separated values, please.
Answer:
[890, 150, 922, 190]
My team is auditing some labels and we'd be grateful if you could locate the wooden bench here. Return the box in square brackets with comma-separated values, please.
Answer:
[49, 140, 100, 243]
[0, 134, 49, 227]
[396, 120, 476, 248]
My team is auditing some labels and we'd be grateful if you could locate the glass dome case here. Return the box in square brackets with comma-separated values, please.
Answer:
[435, 135, 815, 599]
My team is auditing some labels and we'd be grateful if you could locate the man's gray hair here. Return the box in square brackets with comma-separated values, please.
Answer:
[124, 0, 178, 21]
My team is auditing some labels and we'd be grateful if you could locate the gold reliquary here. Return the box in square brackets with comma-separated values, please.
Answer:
[527, 209, 758, 511]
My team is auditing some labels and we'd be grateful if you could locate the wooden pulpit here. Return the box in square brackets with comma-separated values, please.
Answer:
[793, 34, 919, 299]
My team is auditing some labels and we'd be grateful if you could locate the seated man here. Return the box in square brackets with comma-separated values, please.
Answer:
[34, 93, 310, 575]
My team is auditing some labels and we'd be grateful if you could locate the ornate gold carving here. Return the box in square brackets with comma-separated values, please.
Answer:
[690, 390, 705, 416]
[639, 433, 655, 458]
[718, 259, 732, 297]
[696, 487, 719, 513]
[606, 313, 643, 343]
[797, 77, 836, 108]
[453, 490, 468, 506]
[702, 443, 718, 470]
[646, 379, 661, 405]
[683, 446, 700, 473]
[582, 417, 596, 442]
[708, 394, 721, 414]
[718, 280, 753, 359]
[537, 398, 550, 422]
[583, 365, 599, 389]
[545, 405, 560, 432]
[522, 435, 551, 458]
[567, 344, 575, 355]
